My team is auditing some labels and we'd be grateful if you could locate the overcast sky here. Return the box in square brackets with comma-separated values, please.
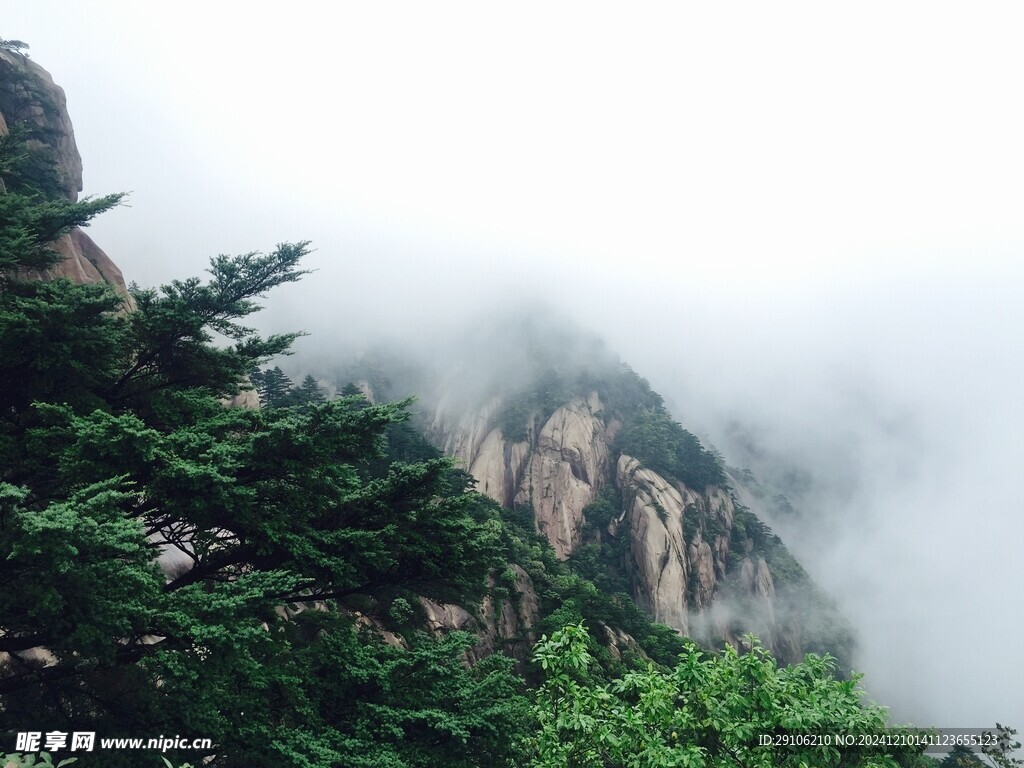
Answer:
[7, 1, 1023, 732]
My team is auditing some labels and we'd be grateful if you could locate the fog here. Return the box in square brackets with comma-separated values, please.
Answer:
[8, 2, 1024, 732]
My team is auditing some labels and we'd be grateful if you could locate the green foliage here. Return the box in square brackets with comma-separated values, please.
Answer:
[940, 745, 986, 767]
[496, 366, 576, 441]
[279, 620, 531, 768]
[295, 373, 327, 404]
[1, 376, 516, 763]
[0, 128, 122, 273]
[566, 543, 630, 597]
[616, 405, 726, 491]
[495, 500, 688, 673]
[109, 244, 310, 411]
[388, 596, 415, 626]
[0, 124, 62, 199]
[0, 279, 125, 423]
[340, 381, 364, 397]
[251, 364, 294, 406]
[488, 353, 726, 491]
[0, 190, 123, 274]
[0, 479, 161, 662]
[981, 725, 1024, 768]
[251, 368, 327, 409]
[129, 612, 530, 768]
[0, 173, 524, 764]
[568, 486, 635, 598]
[530, 622, 927, 768]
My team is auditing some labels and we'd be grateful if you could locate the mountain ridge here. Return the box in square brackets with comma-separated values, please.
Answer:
[326, 320, 854, 666]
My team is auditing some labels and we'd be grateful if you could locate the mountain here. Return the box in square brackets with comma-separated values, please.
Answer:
[329, 317, 854, 667]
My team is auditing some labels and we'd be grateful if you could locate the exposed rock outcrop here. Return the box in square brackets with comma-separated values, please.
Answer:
[427, 381, 827, 663]
[469, 428, 530, 508]
[419, 563, 541, 665]
[432, 393, 610, 558]
[517, 394, 611, 559]
[220, 383, 261, 410]
[689, 535, 716, 611]
[0, 50, 82, 200]
[616, 455, 691, 632]
[17, 227, 132, 302]
[431, 396, 531, 508]
[430, 383, 828, 660]
[0, 49, 128, 297]
[434, 396, 503, 470]
[602, 623, 642, 661]
[420, 598, 478, 635]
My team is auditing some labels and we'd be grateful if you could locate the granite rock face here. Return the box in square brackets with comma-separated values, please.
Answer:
[419, 563, 541, 665]
[0, 50, 83, 201]
[17, 227, 132, 302]
[616, 455, 691, 632]
[517, 395, 611, 559]
[0, 49, 128, 298]
[428, 385, 815, 663]
[433, 393, 611, 559]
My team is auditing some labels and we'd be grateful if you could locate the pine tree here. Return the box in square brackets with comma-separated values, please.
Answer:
[292, 373, 326, 405]
[340, 381, 364, 397]
[255, 365, 293, 407]
[0, 244, 516, 764]
[0, 141, 522, 766]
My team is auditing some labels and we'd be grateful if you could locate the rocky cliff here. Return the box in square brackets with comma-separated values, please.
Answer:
[416, 343, 851, 665]
[435, 393, 612, 559]
[0, 48, 128, 296]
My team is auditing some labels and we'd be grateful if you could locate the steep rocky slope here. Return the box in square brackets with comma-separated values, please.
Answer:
[345, 325, 853, 666]
[0, 48, 128, 296]
[435, 393, 612, 559]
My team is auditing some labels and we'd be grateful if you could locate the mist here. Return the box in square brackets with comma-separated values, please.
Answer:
[601, 263, 1024, 730]
[7, 1, 1024, 734]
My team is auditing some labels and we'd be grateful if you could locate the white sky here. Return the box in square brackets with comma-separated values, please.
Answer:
[11, 3, 1024, 291]
[7, 0, 1024, 734]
